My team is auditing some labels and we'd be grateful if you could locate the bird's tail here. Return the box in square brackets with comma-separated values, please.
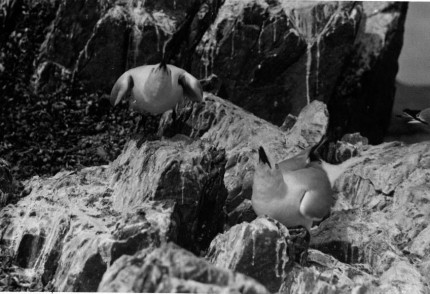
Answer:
[159, 58, 168, 69]
[110, 74, 134, 106]
[320, 156, 362, 187]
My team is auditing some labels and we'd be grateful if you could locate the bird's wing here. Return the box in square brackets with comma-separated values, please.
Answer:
[277, 135, 327, 173]
[417, 108, 430, 125]
[299, 189, 332, 221]
[110, 73, 134, 106]
[178, 71, 203, 102]
[403, 108, 428, 124]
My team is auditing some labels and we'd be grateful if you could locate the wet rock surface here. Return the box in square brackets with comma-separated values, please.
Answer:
[328, 2, 408, 143]
[0, 135, 229, 291]
[2, 91, 430, 292]
[0, 0, 420, 293]
[311, 141, 430, 292]
[159, 95, 328, 224]
[206, 217, 293, 293]
[98, 242, 271, 293]
[2, 0, 407, 143]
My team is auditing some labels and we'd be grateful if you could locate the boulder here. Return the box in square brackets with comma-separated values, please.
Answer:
[98, 242, 270, 293]
[280, 249, 377, 293]
[73, 5, 130, 91]
[206, 217, 293, 293]
[0, 137, 228, 291]
[328, 2, 408, 143]
[192, 1, 361, 126]
[311, 141, 430, 292]
[2, 95, 430, 292]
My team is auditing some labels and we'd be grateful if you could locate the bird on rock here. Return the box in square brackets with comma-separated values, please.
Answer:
[251, 139, 361, 231]
[109, 60, 203, 131]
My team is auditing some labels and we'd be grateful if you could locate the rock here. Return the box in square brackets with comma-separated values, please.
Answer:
[38, 0, 113, 69]
[193, 1, 361, 126]
[206, 217, 293, 293]
[281, 249, 377, 293]
[3, 0, 406, 143]
[328, 2, 408, 143]
[0, 158, 21, 209]
[31, 61, 71, 94]
[73, 5, 131, 92]
[199, 74, 226, 97]
[98, 242, 270, 293]
[159, 94, 327, 224]
[109, 138, 228, 253]
[0, 0, 24, 45]
[284, 100, 329, 148]
[0, 137, 228, 291]
[321, 132, 370, 163]
[311, 141, 430, 292]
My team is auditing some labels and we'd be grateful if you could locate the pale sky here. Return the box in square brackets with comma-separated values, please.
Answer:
[397, 2, 430, 85]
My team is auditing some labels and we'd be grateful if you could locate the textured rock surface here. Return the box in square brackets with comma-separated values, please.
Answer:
[0, 137, 228, 291]
[159, 95, 328, 223]
[98, 242, 271, 293]
[2, 0, 407, 143]
[0, 159, 21, 209]
[0, 0, 419, 292]
[192, 1, 360, 125]
[281, 249, 377, 293]
[328, 2, 408, 143]
[2, 98, 430, 292]
[311, 141, 430, 292]
[206, 217, 292, 293]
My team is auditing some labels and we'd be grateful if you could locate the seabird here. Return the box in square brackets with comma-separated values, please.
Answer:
[401, 108, 430, 125]
[252, 142, 361, 231]
[109, 61, 203, 123]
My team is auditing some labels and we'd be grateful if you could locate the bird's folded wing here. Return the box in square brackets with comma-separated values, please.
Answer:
[178, 71, 203, 102]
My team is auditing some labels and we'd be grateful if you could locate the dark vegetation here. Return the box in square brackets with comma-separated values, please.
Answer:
[0, 1, 155, 181]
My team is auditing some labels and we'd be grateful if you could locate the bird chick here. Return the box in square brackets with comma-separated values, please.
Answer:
[252, 144, 361, 230]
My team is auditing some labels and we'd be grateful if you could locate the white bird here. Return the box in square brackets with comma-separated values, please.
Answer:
[252, 142, 361, 231]
[109, 61, 203, 115]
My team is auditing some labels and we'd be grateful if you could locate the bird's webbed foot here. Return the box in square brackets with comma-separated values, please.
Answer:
[287, 225, 310, 266]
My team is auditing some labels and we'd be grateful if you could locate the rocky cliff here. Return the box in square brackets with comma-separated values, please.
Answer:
[1, 0, 407, 143]
[1, 95, 430, 292]
[1, 0, 424, 293]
